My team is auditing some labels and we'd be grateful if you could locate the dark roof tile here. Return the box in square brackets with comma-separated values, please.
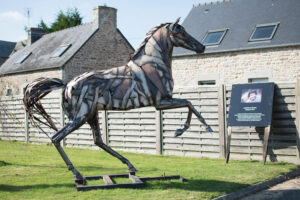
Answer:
[0, 40, 16, 58]
[0, 23, 96, 75]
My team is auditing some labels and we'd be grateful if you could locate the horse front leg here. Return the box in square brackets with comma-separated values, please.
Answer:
[88, 114, 137, 172]
[155, 98, 213, 137]
[51, 116, 87, 184]
[174, 108, 192, 137]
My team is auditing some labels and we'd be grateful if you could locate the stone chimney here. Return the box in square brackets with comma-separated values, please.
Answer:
[93, 6, 117, 31]
[27, 28, 46, 46]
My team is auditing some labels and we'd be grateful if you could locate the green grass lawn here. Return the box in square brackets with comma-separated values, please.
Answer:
[0, 140, 297, 200]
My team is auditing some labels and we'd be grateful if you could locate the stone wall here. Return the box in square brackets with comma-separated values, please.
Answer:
[63, 29, 134, 81]
[0, 69, 62, 96]
[172, 46, 300, 87]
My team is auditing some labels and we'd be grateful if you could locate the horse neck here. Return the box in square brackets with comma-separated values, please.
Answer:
[130, 26, 173, 74]
[128, 26, 174, 101]
[151, 27, 173, 67]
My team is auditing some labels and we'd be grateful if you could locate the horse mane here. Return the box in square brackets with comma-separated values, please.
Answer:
[130, 22, 171, 60]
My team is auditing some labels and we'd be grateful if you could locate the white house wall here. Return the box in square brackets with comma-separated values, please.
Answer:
[172, 46, 300, 87]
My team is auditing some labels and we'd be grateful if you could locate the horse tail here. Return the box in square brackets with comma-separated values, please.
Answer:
[23, 78, 65, 132]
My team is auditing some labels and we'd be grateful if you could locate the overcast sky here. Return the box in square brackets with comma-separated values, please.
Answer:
[0, 0, 218, 48]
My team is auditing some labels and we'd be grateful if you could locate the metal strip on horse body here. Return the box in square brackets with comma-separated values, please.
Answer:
[121, 78, 136, 109]
[148, 37, 162, 52]
[65, 71, 95, 102]
[145, 38, 163, 59]
[91, 86, 99, 112]
[76, 84, 89, 111]
[66, 79, 78, 104]
[128, 61, 152, 104]
[137, 55, 166, 70]
[128, 61, 151, 95]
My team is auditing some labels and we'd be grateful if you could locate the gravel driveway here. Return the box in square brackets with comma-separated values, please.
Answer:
[241, 177, 300, 200]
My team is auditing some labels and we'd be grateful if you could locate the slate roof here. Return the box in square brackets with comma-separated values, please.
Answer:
[0, 23, 97, 75]
[173, 0, 300, 56]
[0, 40, 16, 58]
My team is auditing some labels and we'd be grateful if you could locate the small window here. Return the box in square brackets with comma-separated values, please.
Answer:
[51, 44, 71, 57]
[248, 78, 269, 83]
[15, 52, 32, 64]
[202, 29, 228, 45]
[6, 88, 12, 96]
[198, 80, 216, 85]
[249, 23, 279, 41]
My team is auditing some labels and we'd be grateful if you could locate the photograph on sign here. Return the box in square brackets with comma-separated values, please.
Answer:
[241, 89, 262, 103]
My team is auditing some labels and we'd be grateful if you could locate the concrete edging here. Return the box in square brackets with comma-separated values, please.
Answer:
[212, 167, 300, 200]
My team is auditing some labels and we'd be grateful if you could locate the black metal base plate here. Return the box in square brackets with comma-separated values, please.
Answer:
[74, 172, 186, 191]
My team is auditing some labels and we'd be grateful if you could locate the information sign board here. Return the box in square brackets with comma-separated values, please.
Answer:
[227, 82, 275, 127]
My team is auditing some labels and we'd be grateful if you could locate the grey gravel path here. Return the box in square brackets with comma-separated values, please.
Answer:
[240, 177, 300, 200]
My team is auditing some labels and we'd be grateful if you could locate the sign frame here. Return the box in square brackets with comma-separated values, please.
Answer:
[226, 82, 275, 164]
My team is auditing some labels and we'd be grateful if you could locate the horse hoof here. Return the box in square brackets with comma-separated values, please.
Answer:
[74, 177, 86, 185]
[127, 167, 138, 173]
[174, 129, 184, 137]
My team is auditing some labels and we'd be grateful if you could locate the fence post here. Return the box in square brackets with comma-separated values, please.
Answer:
[218, 84, 226, 158]
[295, 79, 300, 161]
[60, 94, 66, 146]
[22, 89, 29, 143]
[24, 106, 29, 143]
[101, 111, 108, 145]
[156, 110, 162, 155]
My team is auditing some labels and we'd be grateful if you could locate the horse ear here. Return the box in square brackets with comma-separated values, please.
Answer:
[175, 17, 181, 25]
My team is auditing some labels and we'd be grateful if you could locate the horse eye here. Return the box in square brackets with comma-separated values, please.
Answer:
[174, 25, 182, 32]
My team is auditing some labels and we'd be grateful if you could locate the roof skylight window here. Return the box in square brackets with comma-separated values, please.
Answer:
[249, 23, 279, 41]
[15, 52, 32, 64]
[51, 44, 72, 57]
[202, 29, 228, 46]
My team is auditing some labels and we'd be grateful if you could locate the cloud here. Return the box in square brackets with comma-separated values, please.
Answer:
[0, 11, 27, 22]
[15, 34, 27, 42]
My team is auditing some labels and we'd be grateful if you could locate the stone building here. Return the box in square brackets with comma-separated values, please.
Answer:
[0, 6, 134, 95]
[0, 40, 16, 66]
[172, 0, 300, 87]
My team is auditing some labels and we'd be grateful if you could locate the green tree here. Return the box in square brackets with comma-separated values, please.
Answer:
[38, 8, 82, 33]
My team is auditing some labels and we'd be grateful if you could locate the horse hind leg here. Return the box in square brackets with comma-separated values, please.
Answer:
[88, 114, 137, 172]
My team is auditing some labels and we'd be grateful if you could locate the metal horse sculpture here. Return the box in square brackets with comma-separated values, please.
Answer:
[23, 18, 212, 184]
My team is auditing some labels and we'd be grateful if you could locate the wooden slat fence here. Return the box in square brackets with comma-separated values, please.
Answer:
[28, 94, 62, 144]
[0, 95, 25, 142]
[162, 86, 220, 158]
[0, 82, 299, 164]
[107, 108, 157, 154]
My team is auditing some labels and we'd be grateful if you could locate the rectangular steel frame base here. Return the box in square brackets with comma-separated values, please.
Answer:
[74, 172, 186, 191]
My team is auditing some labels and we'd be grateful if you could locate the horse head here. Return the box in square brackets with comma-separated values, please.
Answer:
[169, 18, 205, 53]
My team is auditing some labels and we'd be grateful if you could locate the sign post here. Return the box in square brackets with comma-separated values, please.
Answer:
[226, 82, 275, 164]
